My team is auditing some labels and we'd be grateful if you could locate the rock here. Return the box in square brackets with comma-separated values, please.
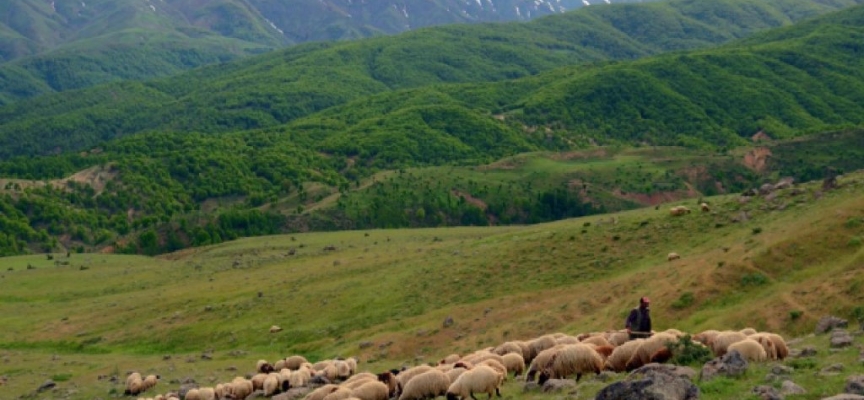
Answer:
[816, 316, 849, 334]
[358, 341, 373, 349]
[701, 351, 748, 381]
[822, 363, 845, 373]
[821, 395, 864, 400]
[273, 387, 312, 400]
[631, 363, 697, 381]
[798, 347, 818, 357]
[178, 383, 199, 398]
[771, 365, 794, 375]
[595, 371, 618, 382]
[775, 178, 794, 190]
[732, 211, 751, 223]
[542, 379, 578, 394]
[522, 382, 541, 392]
[37, 380, 56, 392]
[831, 330, 854, 348]
[596, 368, 699, 400]
[847, 376, 864, 395]
[442, 316, 454, 328]
[759, 183, 775, 195]
[308, 375, 330, 387]
[752, 385, 784, 400]
[781, 380, 806, 395]
[244, 390, 265, 399]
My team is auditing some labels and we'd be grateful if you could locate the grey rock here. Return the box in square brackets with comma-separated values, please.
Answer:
[245, 390, 266, 399]
[442, 316, 454, 328]
[595, 371, 618, 382]
[822, 363, 845, 373]
[831, 330, 854, 348]
[764, 373, 783, 383]
[759, 184, 775, 195]
[596, 368, 699, 400]
[771, 365, 794, 375]
[752, 385, 784, 400]
[178, 383, 199, 398]
[781, 380, 806, 395]
[816, 316, 849, 334]
[273, 388, 312, 400]
[358, 341, 373, 349]
[775, 178, 794, 190]
[37, 380, 56, 392]
[307, 375, 331, 387]
[701, 350, 748, 382]
[847, 375, 864, 396]
[522, 382, 541, 392]
[542, 379, 578, 394]
[631, 363, 697, 381]
[798, 347, 818, 357]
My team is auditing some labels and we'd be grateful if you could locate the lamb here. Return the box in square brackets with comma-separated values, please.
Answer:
[700, 203, 710, 212]
[352, 380, 390, 400]
[667, 252, 681, 261]
[500, 353, 525, 377]
[286, 355, 310, 370]
[711, 331, 747, 357]
[445, 366, 502, 400]
[727, 339, 768, 362]
[398, 369, 451, 400]
[537, 344, 603, 383]
[669, 206, 691, 216]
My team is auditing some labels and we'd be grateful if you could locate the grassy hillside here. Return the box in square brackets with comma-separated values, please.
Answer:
[1, 0, 862, 155]
[0, 169, 862, 398]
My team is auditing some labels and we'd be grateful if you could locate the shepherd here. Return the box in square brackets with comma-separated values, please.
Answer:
[625, 296, 652, 340]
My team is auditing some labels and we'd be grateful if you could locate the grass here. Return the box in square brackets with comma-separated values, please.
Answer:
[1, 171, 863, 398]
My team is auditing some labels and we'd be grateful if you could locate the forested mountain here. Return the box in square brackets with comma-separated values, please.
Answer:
[0, 3, 863, 257]
[1, 0, 861, 157]
[0, 0, 655, 103]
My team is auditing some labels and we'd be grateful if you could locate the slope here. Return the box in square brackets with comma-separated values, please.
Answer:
[1, 0, 861, 156]
[0, 168, 861, 398]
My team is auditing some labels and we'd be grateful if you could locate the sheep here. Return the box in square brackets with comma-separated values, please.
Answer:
[286, 355, 310, 370]
[198, 387, 215, 400]
[604, 339, 643, 372]
[467, 353, 505, 366]
[446, 366, 502, 400]
[126, 373, 144, 396]
[526, 335, 558, 364]
[319, 364, 339, 382]
[581, 335, 612, 348]
[593, 345, 615, 361]
[323, 387, 354, 400]
[352, 380, 390, 400]
[264, 373, 282, 396]
[275, 359, 288, 371]
[313, 360, 334, 371]
[377, 371, 398, 398]
[669, 206, 691, 216]
[648, 347, 673, 364]
[660, 329, 686, 338]
[231, 377, 253, 399]
[142, 374, 159, 392]
[525, 344, 565, 382]
[397, 365, 435, 395]
[728, 339, 768, 362]
[445, 368, 467, 384]
[747, 334, 777, 360]
[739, 327, 757, 336]
[258, 359, 276, 374]
[290, 366, 313, 387]
[251, 373, 268, 391]
[476, 360, 507, 381]
[344, 372, 377, 386]
[700, 203, 710, 212]
[307, 385, 341, 400]
[398, 369, 451, 400]
[334, 360, 352, 381]
[764, 333, 789, 360]
[346, 358, 358, 375]
[667, 252, 681, 261]
[538, 344, 603, 383]
[492, 342, 522, 356]
[711, 331, 748, 357]
[184, 389, 201, 400]
[440, 354, 462, 364]
[554, 336, 580, 345]
[625, 333, 678, 371]
[270, 325, 283, 333]
[605, 331, 629, 346]
[693, 330, 720, 347]
[500, 353, 525, 377]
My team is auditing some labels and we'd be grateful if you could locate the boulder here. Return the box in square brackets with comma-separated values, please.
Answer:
[752, 385, 784, 400]
[781, 380, 806, 395]
[542, 379, 578, 394]
[37, 380, 56, 392]
[816, 316, 848, 334]
[442, 316, 454, 328]
[595, 371, 618, 382]
[631, 363, 697, 381]
[273, 388, 312, 400]
[701, 351, 748, 381]
[822, 363, 845, 374]
[797, 347, 818, 357]
[771, 365, 794, 375]
[595, 368, 699, 400]
[245, 390, 266, 399]
[847, 376, 864, 396]
[831, 330, 854, 348]
[759, 184, 775, 195]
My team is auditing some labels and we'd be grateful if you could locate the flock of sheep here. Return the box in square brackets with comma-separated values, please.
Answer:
[127, 327, 787, 400]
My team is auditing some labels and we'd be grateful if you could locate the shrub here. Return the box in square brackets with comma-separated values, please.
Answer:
[849, 236, 862, 247]
[741, 273, 768, 286]
[752, 227, 763, 234]
[669, 335, 713, 367]
[672, 292, 695, 309]
[789, 310, 803, 321]
[845, 217, 862, 228]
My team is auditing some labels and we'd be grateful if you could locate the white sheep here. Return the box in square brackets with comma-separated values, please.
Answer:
[667, 252, 681, 261]
[306, 384, 340, 400]
[397, 365, 434, 395]
[728, 339, 768, 362]
[711, 331, 747, 357]
[286, 355, 310, 370]
[605, 339, 643, 372]
[538, 344, 603, 383]
[500, 353, 525, 377]
[669, 206, 691, 216]
[351, 380, 389, 400]
[126, 373, 144, 395]
[323, 387, 354, 400]
[398, 369, 451, 400]
[445, 365, 502, 400]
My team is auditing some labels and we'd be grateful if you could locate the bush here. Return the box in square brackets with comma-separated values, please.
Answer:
[789, 310, 803, 321]
[669, 335, 713, 367]
[845, 217, 862, 228]
[672, 292, 695, 309]
[752, 227, 763, 234]
[741, 273, 768, 286]
[849, 236, 862, 247]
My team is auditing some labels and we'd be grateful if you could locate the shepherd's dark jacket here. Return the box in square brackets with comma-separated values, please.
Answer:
[626, 307, 652, 338]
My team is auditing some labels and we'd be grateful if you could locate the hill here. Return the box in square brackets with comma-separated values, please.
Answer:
[1, 0, 861, 144]
[0, 168, 861, 398]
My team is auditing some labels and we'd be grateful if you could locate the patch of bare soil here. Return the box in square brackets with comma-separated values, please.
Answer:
[744, 147, 773, 172]
[451, 190, 488, 211]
